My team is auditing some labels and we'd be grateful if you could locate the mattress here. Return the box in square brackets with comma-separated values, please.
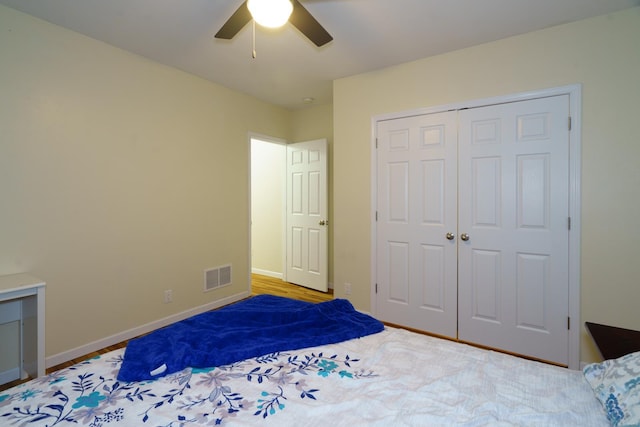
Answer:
[0, 326, 607, 426]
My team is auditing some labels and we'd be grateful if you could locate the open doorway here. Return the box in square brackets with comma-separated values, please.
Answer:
[250, 136, 286, 279]
[250, 135, 329, 292]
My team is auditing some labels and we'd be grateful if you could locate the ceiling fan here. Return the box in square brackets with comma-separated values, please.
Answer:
[215, 0, 333, 47]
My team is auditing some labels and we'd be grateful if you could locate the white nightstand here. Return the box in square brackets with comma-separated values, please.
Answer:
[0, 273, 46, 383]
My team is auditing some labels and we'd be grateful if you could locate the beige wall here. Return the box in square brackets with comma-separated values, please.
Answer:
[291, 104, 333, 143]
[0, 5, 291, 358]
[333, 7, 640, 364]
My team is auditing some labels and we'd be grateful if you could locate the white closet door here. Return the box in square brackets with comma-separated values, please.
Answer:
[376, 111, 458, 338]
[457, 95, 570, 365]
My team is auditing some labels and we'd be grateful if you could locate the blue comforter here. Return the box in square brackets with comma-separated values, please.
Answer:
[117, 294, 384, 382]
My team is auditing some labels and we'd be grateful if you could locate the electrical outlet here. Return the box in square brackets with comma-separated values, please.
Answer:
[344, 283, 352, 295]
[164, 289, 173, 304]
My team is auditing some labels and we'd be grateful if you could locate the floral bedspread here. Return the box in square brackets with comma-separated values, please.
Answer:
[1, 327, 610, 426]
[1, 344, 375, 426]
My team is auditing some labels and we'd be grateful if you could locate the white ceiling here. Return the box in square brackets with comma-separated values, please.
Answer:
[1, 0, 638, 109]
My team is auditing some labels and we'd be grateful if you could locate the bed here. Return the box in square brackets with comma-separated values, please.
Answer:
[1, 295, 635, 426]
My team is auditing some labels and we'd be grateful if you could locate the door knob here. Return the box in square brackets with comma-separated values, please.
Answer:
[460, 233, 470, 241]
[446, 232, 455, 240]
[319, 220, 328, 226]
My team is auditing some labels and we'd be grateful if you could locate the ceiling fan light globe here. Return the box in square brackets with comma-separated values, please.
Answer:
[247, 0, 293, 28]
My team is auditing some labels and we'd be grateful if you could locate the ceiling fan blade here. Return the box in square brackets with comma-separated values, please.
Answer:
[289, 0, 333, 47]
[215, 1, 252, 40]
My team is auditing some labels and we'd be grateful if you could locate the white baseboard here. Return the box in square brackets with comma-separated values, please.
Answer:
[251, 268, 283, 279]
[46, 290, 250, 369]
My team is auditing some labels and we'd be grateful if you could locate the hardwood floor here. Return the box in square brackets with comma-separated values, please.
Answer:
[251, 273, 333, 303]
[0, 274, 333, 392]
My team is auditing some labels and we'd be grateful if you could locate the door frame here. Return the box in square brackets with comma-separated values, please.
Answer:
[370, 84, 582, 369]
[248, 134, 329, 291]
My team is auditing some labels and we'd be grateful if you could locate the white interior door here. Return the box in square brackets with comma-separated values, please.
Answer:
[457, 95, 570, 365]
[286, 139, 328, 292]
[376, 111, 458, 338]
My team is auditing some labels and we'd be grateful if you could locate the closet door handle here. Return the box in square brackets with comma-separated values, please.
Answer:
[446, 232, 455, 240]
[460, 233, 470, 241]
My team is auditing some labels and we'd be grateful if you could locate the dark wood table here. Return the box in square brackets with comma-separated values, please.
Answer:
[585, 322, 640, 360]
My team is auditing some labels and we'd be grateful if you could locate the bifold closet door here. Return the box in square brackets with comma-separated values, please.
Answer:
[457, 95, 571, 366]
[376, 111, 458, 338]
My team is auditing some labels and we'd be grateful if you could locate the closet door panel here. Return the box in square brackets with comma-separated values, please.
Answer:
[387, 162, 409, 222]
[516, 252, 550, 331]
[387, 241, 410, 303]
[421, 243, 446, 311]
[472, 156, 502, 227]
[376, 111, 458, 338]
[470, 248, 502, 322]
[458, 95, 570, 366]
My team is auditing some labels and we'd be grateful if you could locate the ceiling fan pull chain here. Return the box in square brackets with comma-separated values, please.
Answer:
[252, 20, 257, 59]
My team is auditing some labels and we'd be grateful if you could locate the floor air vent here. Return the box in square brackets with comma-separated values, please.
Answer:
[204, 264, 232, 292]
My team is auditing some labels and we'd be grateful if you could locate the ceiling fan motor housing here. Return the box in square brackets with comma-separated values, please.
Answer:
[247, 0, 293, 28]
[215, 0, 333, 47]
